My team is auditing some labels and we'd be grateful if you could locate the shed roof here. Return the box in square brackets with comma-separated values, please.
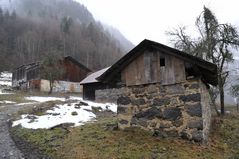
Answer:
[80, 67, 110, 84]
[97, 39, 218, 86]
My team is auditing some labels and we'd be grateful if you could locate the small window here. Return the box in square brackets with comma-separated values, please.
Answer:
[160, 57, 165, 67]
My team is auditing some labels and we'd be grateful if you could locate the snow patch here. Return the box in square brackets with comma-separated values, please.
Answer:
[0, 81, 12, 86]
[0, 72, 12, 86]
[16, 102, 38, 106]
[12, 103, 96, 129]
[0, 71, 12, 80]
[69, 96, 83, 101]
[12, 97, 118, 129]
[25, 96, 66, 102]
[0, 89, 13, 95]
[24, 96, 117, 112]
[25, 96, 83, 102]
[0, 100, 16, 104]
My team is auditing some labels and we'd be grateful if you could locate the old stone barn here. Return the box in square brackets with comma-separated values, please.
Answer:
[81, 39, 218, 143]
[12, 56, 91, 92]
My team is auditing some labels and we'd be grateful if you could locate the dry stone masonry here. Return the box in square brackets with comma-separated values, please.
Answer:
[96, 78, 211, 143]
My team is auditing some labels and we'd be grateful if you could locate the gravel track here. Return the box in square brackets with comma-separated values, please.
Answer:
[0, 104, 35, 159]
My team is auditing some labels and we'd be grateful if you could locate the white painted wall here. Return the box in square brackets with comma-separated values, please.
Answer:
[40, 80, 82, 93]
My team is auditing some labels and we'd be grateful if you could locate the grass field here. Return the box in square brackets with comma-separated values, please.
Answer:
[5, 91, 239, 158]
[11, 113, 239, 159]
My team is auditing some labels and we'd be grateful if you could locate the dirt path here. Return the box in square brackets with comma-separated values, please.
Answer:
[0, 104, 35, 159]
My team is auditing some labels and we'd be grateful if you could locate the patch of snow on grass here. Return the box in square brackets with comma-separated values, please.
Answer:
[0, 72, 12, 86]
[0, 89, 13, 94]
[24, 96, 117, 113]
[12, 98, 118, 129]
[25, 96, 66, 102]
[0, 72, 12, 79]
[0, 81, 12, 86]
[69, 96, 83, 101]
[12, 103, 96, 129]
[16, 102, 38, 106]
[0, 100, 16, 104]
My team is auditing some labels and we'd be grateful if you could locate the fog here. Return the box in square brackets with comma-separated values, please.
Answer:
[78, 0, 239, 47]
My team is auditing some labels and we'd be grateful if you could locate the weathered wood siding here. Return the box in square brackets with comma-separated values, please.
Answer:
[121, 53, 145, 86]
[144, 51, 161, 83]
[121, 50, 186, 86]
[62, 59, 90, 82]
[161, 54, 186, 85]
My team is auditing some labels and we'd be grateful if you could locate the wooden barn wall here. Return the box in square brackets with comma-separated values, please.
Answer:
[121, 50, 186, 86]
[62, 59, 90, 82]
[144, 51, 161, 83]
[161, 54, 186, 85]
[121, 53, 145, 86]
[26, 67, 39, 81]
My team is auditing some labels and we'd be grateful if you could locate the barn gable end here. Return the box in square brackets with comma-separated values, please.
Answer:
[12, 56, 91, 93]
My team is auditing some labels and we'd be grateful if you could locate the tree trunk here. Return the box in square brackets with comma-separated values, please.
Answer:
[237, 100, 239, 112]
[49, 80, 53, 94]
[219, 85, 224, 115]
[209, 88, 220, 116]
[212, 101, 220, 116]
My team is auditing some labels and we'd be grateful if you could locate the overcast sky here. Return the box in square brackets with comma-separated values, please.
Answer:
[77, 0, 239, 46]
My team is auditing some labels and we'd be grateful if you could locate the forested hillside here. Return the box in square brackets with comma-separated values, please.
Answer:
[0, 0, 134, 71]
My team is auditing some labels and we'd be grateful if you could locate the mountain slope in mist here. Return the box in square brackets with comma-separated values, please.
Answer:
[0, 0, 133, 71]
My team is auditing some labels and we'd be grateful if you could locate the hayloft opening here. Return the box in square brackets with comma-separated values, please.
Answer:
[160, 57, 165, 67]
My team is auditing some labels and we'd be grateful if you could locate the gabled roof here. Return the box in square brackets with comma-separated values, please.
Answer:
[15, 62, 40, 70]
[64, 56, 92, 72]
[80, 67, 110, 84]
[14, 56, 91, 73]
[97, 39, 218, 86]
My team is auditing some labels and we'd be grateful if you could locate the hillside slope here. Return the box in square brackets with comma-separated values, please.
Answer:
[0, 0, 133, 71]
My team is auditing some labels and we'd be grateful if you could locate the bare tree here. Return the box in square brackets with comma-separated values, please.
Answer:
[167, 6, 239, 115]
[40, 53, 65, 94]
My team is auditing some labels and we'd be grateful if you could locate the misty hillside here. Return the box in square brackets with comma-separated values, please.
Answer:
[104, 24, 134, 52]
[12, 0, 94, 24]
[0, 0, 134, 71]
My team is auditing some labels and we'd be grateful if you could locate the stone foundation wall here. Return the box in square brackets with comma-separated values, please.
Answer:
[96, 87, 126, 103]
[95, 78, 211, 143]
